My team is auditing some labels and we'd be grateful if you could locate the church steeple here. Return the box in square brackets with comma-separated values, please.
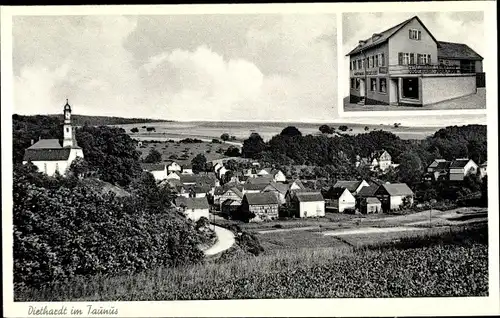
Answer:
[62, 99, 74, 147]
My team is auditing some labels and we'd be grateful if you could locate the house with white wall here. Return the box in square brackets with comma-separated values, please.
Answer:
[175, 197, 210, 222]
[292, 192, 325, 218]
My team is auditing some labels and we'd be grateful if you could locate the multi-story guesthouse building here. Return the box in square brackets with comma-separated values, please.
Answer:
[23, 100, 84, 176]
[347, 16, 484, 106]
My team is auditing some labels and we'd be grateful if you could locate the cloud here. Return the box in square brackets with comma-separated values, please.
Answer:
[13, 14, 338, 121]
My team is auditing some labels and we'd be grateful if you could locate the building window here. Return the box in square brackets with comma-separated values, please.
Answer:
[370, 78, 377, 91]
[357, 60, 362, 69]
[418, 54, 431, 65]
[399, 53, 411, 65]
[378, 53, 385, 67]
[379, 78, 387, 93]
[409, 53, 415, 65]
[409, 29, 421, 40]
[351, 78, 356, 89]
[374, 55, 379, 67]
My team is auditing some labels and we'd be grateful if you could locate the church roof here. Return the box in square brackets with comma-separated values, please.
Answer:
[28, 139, 62, 149]
[23, 148, 72, 161]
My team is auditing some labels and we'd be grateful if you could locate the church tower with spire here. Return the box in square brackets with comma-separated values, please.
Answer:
[62, 99, 74, 147]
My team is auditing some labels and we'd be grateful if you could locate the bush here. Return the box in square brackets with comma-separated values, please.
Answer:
[130, 127, 139, 133]
[146, 127, 155, 132]
[212, 139, 221, 144]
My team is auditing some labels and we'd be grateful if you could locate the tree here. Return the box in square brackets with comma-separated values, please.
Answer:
[280, 126, 302, 137]
[224, 146, 241, 157]
[143, 148, 162, 163]
[242, 133, 266, 159]
[396, 151, 423, 186]
[191, 154, 207, 174]
[130, 127, 139, 133]
[364, 126, 369, 131]
[319, 124, 333, 134]
[69, 157, 90, 179]
[220, 133, 230, 142]
[338, 125, 349, 132]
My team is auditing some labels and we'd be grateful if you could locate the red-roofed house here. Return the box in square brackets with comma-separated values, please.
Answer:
[347, 16, 483, 106]
[22, 100, 84, 176]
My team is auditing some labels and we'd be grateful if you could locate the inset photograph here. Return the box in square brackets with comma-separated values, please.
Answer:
[342, 12, 486, 111]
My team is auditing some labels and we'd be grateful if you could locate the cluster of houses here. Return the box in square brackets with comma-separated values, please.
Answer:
[140, 153, 417, 222]
[355, 149, 399, 172]
[424, 158, 486, 181]
[323, 179, 414, 214]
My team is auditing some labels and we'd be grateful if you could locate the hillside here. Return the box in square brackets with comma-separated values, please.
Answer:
[13, 114, 168, 127]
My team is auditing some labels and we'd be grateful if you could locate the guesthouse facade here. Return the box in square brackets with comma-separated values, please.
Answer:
[347, 16, 484, 107]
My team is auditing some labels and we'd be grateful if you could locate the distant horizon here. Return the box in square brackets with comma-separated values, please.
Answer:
[12, 111, 487, 129]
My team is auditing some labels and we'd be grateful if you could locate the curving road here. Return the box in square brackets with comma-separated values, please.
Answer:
[204, 225, 236, 256]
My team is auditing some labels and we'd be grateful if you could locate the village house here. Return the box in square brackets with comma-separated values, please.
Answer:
[291, 192, 325, 218]
[347, 16, 484, 107]
[374, 183, 414, 211]
[263, 181, 290, 205]
[242, 183, 269, 194]
[257, 168, 287, 182]
[187, 184, 212, 198]
[426, 159, 452, 181]
[221, 199, 241, 219]
[175, 196, 210, 222]
[325, 187, 356, 213]
[333, 179, 370, 196]
[356, 184, 380, 208]
[140, 163, 168, 181]
[240, 192, 280, 222]
[449, 158, 478, 181]
[166, 161, 182, 174]
[289, 179, 306, 191]
[361, 197, 383, 214]
[181, 164, 194, 175]
[179, 174, 199, 186]
[216, 166, 229, 180]
[217, 186, 244, 209]
[23, 100, 84, 177]
[166, 171, 181, 180]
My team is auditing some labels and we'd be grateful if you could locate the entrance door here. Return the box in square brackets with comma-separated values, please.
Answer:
[402, 78, 419, 99]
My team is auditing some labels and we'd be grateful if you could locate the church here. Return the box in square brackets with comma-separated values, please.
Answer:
[22, 100, 84, 176]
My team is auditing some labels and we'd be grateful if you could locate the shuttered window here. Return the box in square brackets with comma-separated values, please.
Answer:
[409, 53, 415, 65]
[417, 53, 422, 65]
[398, 52, 403, 65]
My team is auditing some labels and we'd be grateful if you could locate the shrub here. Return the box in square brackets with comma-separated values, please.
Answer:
[130, 127, 139, 133]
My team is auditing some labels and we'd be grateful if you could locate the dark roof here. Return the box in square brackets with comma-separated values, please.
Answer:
[434, 161, 451, 171]
[357, 184, 379, 197]
[450, 159, 474, 168]
[333, 180, 362, 193]
[23, 148, 72, 161]
[437, 41, 483, 61]
[140, 163, 166, 171]
[222, 198, 241, 206]
[264, 181, 290, 195]
[243, 183, 268, 191]
[347, 16, 439, 56]
[244, 192, 280, 205]
[366, 197, 382, 205]
[295, 192, 324, 202]
[187, 184, 212, 193]
[380, 183, 414, 196]
[246, 175, 274, 185]
[175, 197, 209, 210]
[327, 187, 349, 199]
[179, 175, 200, 184]
[28, 139, 62, 149]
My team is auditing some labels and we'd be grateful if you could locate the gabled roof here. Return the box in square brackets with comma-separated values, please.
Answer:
[222, 187, 244, 199]
[186, 184, 212, 193]
[243, 183, 268, 191]
[333, 180, 363, 193]
[265, 181, 290, 195]
[222, 198, 241, 206]
[380, 183, 414, 196]
[290, 179, 306, 189]
[246, 175, 274, 185]
[175, 197, 209, 210]
[179, 174, 201, 184]
[437, 41, 483, 61]
[366, 197, 382, 205]
[244, 192, 280, 205]
[450, 159, 474, 168]
[28, 139, 62, 149]
[140, 162, 166, 171]
[357, 184, 379, 197]
[347, 16, 439, 56]
[23, 148, 72, 161]
[327, 187, 350, 199]
[295, 192, 324, 202]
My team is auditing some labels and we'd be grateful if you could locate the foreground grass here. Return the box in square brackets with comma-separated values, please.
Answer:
[16, 225, 488, 301]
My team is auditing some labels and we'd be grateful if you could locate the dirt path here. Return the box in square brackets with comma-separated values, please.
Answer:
[322, 226, 425, 236]
[258, 226, 320, 234]
[204, 225, 236, 256]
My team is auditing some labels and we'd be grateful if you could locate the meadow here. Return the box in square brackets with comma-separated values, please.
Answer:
[15, 223, 487, 301]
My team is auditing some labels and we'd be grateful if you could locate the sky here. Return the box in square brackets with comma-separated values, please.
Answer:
[342, 11, 486, 97]
[13, 14, 338, 122]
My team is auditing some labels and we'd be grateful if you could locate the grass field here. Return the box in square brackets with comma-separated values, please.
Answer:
[136, 140, 236, 164]
[15, 224, 487, 301]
